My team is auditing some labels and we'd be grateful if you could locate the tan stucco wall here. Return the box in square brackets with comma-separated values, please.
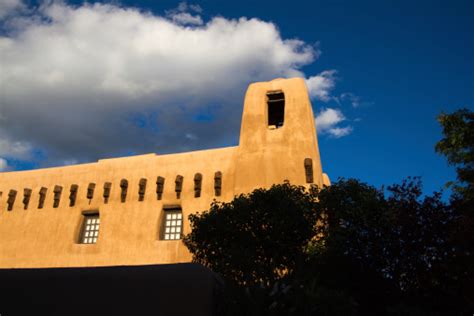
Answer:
[0, 77, 329, 268]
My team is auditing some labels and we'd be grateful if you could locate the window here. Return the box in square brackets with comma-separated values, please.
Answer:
[214, 171, 222, 196]
[304, 158, 314, 183]
[267, 91, 285, 128]
[161, 207, 183, 240]
[80, 213, 100, 244]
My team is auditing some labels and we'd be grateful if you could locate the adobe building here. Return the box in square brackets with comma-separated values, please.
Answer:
[0, 77, 330, 269]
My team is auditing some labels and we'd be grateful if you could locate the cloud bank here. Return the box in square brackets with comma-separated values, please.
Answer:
[315, 108, 353, 138]
[0, 0, 24, 18]
[306, 70, 337, 102]
[0, 158, 8, 171]
[0, 1, 347, 169]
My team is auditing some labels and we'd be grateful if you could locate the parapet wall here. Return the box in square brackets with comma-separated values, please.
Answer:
[0, 78, 329, 268]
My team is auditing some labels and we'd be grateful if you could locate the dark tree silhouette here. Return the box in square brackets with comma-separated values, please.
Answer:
[310, 178, 471, 314]
[184, 184, 319, 288]
[436, 108, 474, 311]
[185, 179, 472, 314]
[182, 109, 474, 314]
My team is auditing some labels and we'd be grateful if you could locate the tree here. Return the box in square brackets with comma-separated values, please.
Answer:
[183, 184, 319, 288]
[310, 177, 473, 314]
[436, 108, 474, 310]
[183, 183, 358, 315]
[184, 179, 472, 313]
[182, 108, 474, 314]
[435, 108, 474, 200]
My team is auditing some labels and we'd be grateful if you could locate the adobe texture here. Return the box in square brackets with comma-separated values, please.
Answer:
[0, 77, 330, 268]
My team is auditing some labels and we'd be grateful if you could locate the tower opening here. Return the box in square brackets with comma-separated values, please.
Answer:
[267, 91, 285, 128]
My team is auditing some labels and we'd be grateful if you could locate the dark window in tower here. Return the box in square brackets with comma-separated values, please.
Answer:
[214, 171, 222, 196]
[267, 91, 285, 128]
[304, 158, 314, 183]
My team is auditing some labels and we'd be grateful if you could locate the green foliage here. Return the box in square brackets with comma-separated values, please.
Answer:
[435, 109, 474, 311]
[183, 184, 319, 287]
[435, 108, 474, 199]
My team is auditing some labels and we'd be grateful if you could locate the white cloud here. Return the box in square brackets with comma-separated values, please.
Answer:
[0, 0, 24, 18]
[166, 2, 203, 25]
[169, 12, 203, 25]
[0, 138, 32, 159]
[0, 1, 327, 167]
[185, 133, 198, 140]
[315, 108, 353, 138]
[175, 2, 202, 13]
[327, 126, 353, 138]
[189, 4, 203, 13]
[0, 158, 8, 171]
[340, 92, 360, 107]
[305, 70, 337, 101]
[315, 108, 344, 130]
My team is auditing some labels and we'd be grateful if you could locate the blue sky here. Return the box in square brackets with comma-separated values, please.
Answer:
[0, 0, 472, 195]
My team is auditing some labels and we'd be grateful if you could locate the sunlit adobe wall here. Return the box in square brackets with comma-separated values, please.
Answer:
[0, 78, 329, 268]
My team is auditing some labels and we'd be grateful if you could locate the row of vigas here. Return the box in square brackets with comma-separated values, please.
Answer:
[1, 171, 224, 212]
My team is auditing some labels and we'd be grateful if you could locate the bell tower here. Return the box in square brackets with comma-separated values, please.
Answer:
[234, 77, 328, 192]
